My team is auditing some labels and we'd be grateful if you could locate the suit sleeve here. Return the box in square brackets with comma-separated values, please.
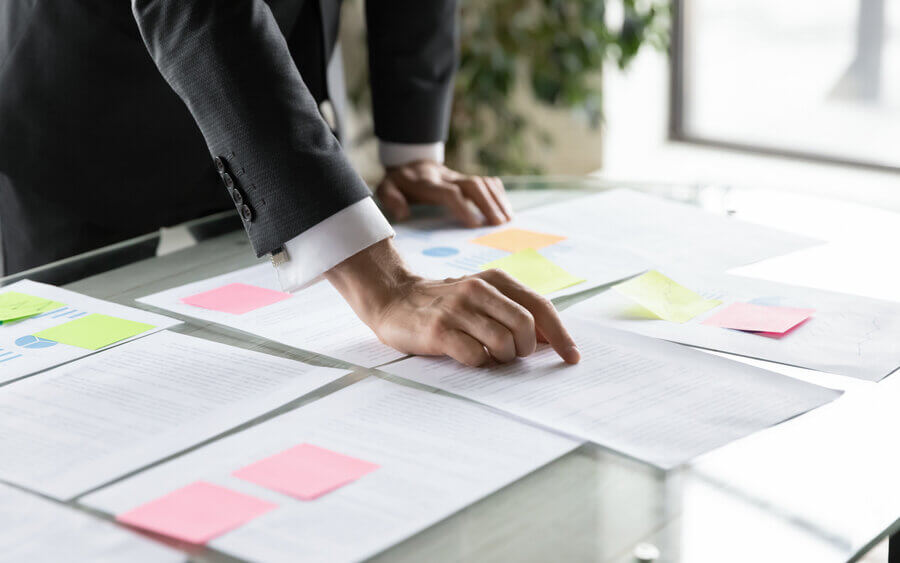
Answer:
[131, 0, 373, 257]
[366, 0, 458, 144]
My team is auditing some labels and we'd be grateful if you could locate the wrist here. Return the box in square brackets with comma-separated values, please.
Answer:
[324, 238, 419, 327]
[385, 158, 441, 173]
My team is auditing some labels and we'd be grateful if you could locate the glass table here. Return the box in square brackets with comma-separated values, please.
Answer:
[2, 176, 897, 562]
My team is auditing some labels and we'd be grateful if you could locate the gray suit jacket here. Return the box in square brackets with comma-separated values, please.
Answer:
[0, 0, 457, 273]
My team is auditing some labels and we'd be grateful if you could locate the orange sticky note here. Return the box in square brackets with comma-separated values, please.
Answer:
[116, 482, 277, 545]
[181, 283, 291, 315]
[470, 228, 566, 252]
[233, 444, 379, 501]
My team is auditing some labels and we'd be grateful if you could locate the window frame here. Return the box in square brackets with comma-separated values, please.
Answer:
[667, 0, 900, 174]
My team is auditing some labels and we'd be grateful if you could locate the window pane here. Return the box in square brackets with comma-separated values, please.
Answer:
[681, 0, 900, 169]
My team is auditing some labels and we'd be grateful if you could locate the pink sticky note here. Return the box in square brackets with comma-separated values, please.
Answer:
[755, 318, 811, 339]
[234, 443, 379, 501]
[116, 482, 277, 545]
[702, 302, 814, 334]
[180, 283, 291, 314]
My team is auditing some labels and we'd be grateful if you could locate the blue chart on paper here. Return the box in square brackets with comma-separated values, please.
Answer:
[422, 246, 460, 258]
[0, 349, 23, 362]
[15, 335, 57, 349]
[35, 307, 87, 320]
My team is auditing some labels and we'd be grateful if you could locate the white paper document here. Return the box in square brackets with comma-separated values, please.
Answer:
[0, 331, 349, 500]
[564, 272, 900, 381]
[0, 280, 180, 385]
[683, 371, 900, 563]
[393, 222, 652, 297]
[382, 318, 840, 468]
[0, 483, 183, 563]
[138, 264, 403, 367]
[82, 377, 581, 562]
[516, 189, 821, 271]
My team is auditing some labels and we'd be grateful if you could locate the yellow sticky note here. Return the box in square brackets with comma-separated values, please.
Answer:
[470, 228, 566, 253]
[0, 291, 64, 322]
[613, 270, 722, 323]
[481, 249, 585, 295]
[33, 313, 155, 350]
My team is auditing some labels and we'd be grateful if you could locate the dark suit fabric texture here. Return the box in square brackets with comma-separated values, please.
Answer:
[0, 0, 457, 273]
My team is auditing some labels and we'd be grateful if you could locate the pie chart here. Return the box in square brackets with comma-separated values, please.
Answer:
[15, 335, 58, 349]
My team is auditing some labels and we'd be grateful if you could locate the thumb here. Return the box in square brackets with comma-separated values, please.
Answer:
[376, 176, 411, 221]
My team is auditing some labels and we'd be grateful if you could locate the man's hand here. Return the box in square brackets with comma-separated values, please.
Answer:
[376, 160, 513, 228]
[325, 239, 580, 367]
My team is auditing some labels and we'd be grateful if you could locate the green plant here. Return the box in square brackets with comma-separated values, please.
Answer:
[349, 0, 670, 175]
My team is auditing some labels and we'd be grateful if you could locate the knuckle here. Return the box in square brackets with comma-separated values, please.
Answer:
[491, 268, 514, 282]
[461, 277, 489, 295]
[516, 306, 536, 329]
[479, 268, 503, 283]
[441, 183, 463, 197]
[537, 296, 555, 311]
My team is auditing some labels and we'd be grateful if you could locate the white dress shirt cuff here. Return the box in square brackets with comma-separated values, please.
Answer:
[273, 197, 395, 293]
[378, 140, 445, 167]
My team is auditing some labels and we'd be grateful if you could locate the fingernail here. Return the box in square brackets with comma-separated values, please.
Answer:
[565, 345, 581, 364]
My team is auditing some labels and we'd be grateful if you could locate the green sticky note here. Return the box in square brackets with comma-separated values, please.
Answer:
[33, 313, 155, 350]
[481, 249, 585, 295]
[613, 270, 722, 323]
[0, 291, 64, 322]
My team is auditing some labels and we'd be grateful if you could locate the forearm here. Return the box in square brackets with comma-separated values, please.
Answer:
[324, 239, 420, 328]
[132, 0, 371, 257]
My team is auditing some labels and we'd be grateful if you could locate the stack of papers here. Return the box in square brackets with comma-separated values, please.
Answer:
[565, 271, 900, 380]
[0, 280, 179, 384]
[0, 483, 182, 562]
[138, 264, 403, 367]
[0, 331, 349, 499]
[380, 317, 840, 468]
[82, 377, 581, 562]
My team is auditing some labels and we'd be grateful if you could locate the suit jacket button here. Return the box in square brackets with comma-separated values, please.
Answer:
[214, 156, 226, 173]
[231, 188, 243, 205]
[240, 204, 253, 222]
[222, 172, 234, 189]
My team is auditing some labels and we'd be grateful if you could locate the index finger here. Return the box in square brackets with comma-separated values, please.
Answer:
[477, 269, 580, 364]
